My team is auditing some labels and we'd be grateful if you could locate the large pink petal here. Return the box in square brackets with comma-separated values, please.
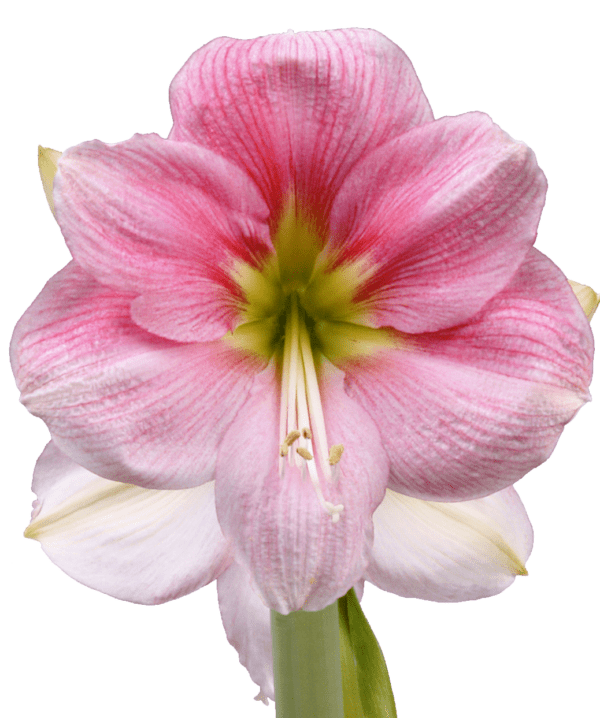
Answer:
[217, 562, 275, 702]
[330, 112, 546, 333]
[169, 29, 433, 221]
[11, 263, 264, 489]
[27, 443, 232, 604]
[55, 133, 271, 340]
[366, 487, 533, 601]
[215, 361, 389, 614]
[343, 250, 593, 501]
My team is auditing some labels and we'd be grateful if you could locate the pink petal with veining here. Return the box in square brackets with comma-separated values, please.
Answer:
[11, 263, 264, 489]
[169, 29, 433, 222]
[55, 133, 270, 339]
[344, 250, 592, 501]
[215, 360, 389, 613]
[330, 112, 547, 332]
[129, 279, 240, 343]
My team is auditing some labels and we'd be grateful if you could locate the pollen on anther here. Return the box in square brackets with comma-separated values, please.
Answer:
[284, 430, 301, 446]
[297, 447, 313, 461]
[279, 443, 290, 457]
[302, 427, 312, 439]
[328, 444, 344, 465]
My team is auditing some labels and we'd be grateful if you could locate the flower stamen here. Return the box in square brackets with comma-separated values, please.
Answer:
[297, 445, 345, 523]
[279, 430, 302, 457]
[328, 444, 344, 465]
[285, 430, 302, 445]
[285, 295, 301, 439]
[296, 447, 313, 460]
[278, 292, 344, 523]
[298, 320, 330, 471]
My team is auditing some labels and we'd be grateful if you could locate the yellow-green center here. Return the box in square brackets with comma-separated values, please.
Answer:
[228, 198, 395, 364]
[224, 199, 398, 522]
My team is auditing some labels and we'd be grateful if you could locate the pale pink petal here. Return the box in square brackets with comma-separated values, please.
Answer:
[27, 443, 232, 604]
[330, 112, 546, 333]
[55, 133, 270, 339]
[169, 29, 433, 219]
[217, 562, 275, 701]
[366, 487, 532, 601]
[217, 562, 365, 702]
[11, 263, 264, 489]
[344, 251, 593, 501]
[215, 361, 389, 613]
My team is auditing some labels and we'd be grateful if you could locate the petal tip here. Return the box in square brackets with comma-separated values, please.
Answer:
[23, 523, 38, 541]
[38, 145, 62, 217]
[569, 280, 600, 321]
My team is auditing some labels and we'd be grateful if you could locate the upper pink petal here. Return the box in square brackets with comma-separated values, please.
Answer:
[55, 133, 270, 340]
[343, 249, 593, 501]
[366, 486, 533, 602]
[27, 443, 232, 604]
[169, 29, 433, 221]
[215, 361, 389, 614]
[11, 263, 264, 489]
[330, 112, 547, 333]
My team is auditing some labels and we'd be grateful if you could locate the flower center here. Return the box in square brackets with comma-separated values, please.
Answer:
[227, 197, 396, 521]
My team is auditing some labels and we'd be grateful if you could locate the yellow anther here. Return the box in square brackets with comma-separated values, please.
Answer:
[280, 443, 290, 457]
[302, 427, 312, 439]
[297, 447, 314, 461]
[284, 430, 301, 446]
[328, 444, 344, 465]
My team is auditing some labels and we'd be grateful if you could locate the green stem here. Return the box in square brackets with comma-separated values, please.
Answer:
[271, 602, 345, 718]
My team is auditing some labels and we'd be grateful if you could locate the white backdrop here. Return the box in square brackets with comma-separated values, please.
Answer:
[1, 2, 598, 716]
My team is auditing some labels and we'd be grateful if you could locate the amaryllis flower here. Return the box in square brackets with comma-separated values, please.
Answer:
[25, 440, 534, 702]
[11, 29, 593, 615]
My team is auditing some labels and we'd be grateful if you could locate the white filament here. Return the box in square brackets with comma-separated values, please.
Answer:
[279, 294, 344, 523]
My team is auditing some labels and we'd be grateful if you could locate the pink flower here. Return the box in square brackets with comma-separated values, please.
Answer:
[26, 441, 534, 702]
[11, 29, 593, 615]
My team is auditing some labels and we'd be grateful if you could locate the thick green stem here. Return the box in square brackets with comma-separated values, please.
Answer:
[271, 602, 345, 718]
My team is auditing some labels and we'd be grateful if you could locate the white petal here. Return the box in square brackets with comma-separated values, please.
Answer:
[27, 443, 232, 604]
[366, 487, 533, 602]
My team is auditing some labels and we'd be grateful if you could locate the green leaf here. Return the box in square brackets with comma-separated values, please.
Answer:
[338, 591, 366, 718]
[338, 589, 398, 718]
